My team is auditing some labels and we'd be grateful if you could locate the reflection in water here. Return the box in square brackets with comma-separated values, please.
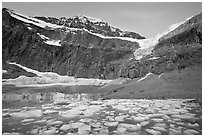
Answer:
[2, 91, 90, 107]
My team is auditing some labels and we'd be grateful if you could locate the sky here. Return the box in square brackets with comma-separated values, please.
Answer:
[2, 2, 202, 38]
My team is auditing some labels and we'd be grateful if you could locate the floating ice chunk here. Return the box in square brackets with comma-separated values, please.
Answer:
[3, 132, 20, 135]
[43, 110, 58, 115]
[11, 110, 42, 118]
[33, 119, 46, 123]
[119, 123, 141, 132]
[59, 105, 88, 118]
[176, 122, 186, 127]
[152, 126, 168, 132]
[99, 127, 109, 135]
[154, 123, 167, 128]
[70, 122, 84, 129]
[79, 118, 93, 123]
[21, 118, 35, 123]
[162, 115, 170, 120]
[172, 114, 196, 122]
[145, 129, 161, 135]
[169, 128, 182, 135]
[60, 124, 71, 131]
[78, 124, 91, 135]
[116, 126, 128, 134]
[47, 120, 63, 126]
[112, 104, 130, 111]
[115, 115, 126, 122]
[173, 118, 182, 122]
[140, 121, 150, 127]
[187, 123, 200, 128]
[83, 105, 102, 116]
[59, 110, 81, 118]
[151, 118, 163, 123]
[90, 123, 101, 128]
[30, 128, 39, 134]
[183, 129, 200, 135]
[90, 101, 103, 105]
[41, 129, 57, 135]
[107, 116, 115, 121]
[133, 116, 147, 122]
[60, 122, 84, 131]
[104, 122, 119, 127]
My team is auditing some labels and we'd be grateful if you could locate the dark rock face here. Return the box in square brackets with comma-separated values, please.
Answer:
[2, 8, 140, 79]
[119, 13, 202, 78]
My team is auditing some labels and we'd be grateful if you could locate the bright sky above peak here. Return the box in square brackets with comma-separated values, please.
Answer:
[2, 2, 201, 38]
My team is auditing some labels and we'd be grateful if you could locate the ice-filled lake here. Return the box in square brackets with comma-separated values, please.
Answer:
[2, 86, 202, 135]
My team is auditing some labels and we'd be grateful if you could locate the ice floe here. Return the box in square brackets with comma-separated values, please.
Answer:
[30, 128, 39, 134]
[119, 123, 141, 132]
[78, 124, 91, 135]
[47, 120, 63, 126]
[140, 121, 150, 127]
[133, 116, 148, 122]
[115, 115, 126, 122]
[104, 122, 119, 127]
[10, 110, 42, 118]
[183, 129, 200, 135]
[43, 110, 58, 115]
[145, 129, 161, 135]
[3, 97, 202, 135]
[152, 126, 168, 132]
[40, 128, 57, 135]
[22, 118, 35, 123]
[116, 126, 128, 134]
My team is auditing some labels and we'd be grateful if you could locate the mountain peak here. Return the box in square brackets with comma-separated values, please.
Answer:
[73, 15, 105, 23]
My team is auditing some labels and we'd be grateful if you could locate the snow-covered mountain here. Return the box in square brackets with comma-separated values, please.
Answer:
[34, 14, 145, 39]
[2, 8, 143, 80]
[2, 8, 202, 81]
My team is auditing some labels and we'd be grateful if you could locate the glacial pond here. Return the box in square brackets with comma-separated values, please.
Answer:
[2, 85, 202, 135]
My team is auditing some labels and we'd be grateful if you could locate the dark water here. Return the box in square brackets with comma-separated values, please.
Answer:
[2, 85, 100, 109]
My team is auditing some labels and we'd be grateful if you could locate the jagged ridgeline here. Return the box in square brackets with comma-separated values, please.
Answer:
[2, 8, 202, 79]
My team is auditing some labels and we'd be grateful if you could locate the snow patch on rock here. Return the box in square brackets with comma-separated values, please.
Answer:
[2, 70, 8, 74]
[45, 40, 61, 46]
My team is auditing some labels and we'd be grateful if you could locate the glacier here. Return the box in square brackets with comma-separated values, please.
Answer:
[3, 62, 112, 87]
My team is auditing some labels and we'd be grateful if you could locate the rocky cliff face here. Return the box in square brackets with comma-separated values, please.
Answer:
[119, 13, 202, 78]
[2, 8, 142, 79]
